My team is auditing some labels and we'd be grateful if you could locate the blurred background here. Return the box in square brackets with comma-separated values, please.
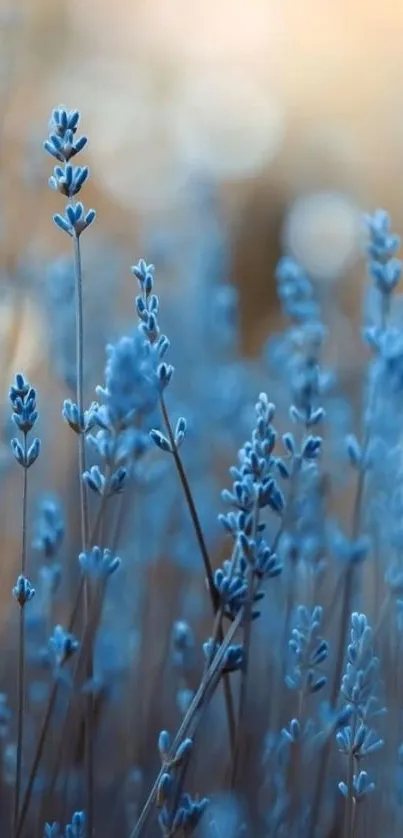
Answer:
[3, 0, 403, 347]
[0, 2, 400, 829]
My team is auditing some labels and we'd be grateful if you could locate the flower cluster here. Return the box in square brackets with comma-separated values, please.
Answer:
[10, 373, 40, 468]
[44, 107, 95, 238]
[286, 605, 328, 696]
[337, 613, 384, 803]
[156, 732, 208, 837]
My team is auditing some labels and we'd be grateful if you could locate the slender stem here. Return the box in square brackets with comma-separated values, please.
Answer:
[18, 583, 105, 838]
[38, 583, 105, 827]
[129, 599, 248, 838]
[312, 393, 378, 836]
[311, 465, 366, 838]
[160, 394, 236, 753]
[129, 556, 279, 838]
[329, 283, 388, 701]
[330, 428, 369, 710]
[14, 608, 25, 836]
[15, 682, 58, 838]
[18, 496, 107, 832]
[73, 231, 93, 836]
[73, 233, 90, 554]
[14, 437, 28, 836]
[21, 459, 28, 576]
[345, 714, 357, 838]
[160, 395, 216, 608]
[230, 499, 260, 789]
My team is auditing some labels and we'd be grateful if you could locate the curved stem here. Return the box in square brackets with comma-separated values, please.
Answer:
[160, 394, 236, 753]
[160, 395, 216, 608]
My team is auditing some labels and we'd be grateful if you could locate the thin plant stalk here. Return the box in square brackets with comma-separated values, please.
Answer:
[72, 232, 90, 555]
[16, 582, 105, 838]
[309, 460, 367, 838]
[129, 564, 271, 838]
[159, 395, 216, 607]
[344, 713, 358, 838]
[311, 373, 384, 837]
[129, 604, 245, 838]
[331, 294, 390, 708]
[16, 496, 108, 835]
[160, 393, 236, 754]
[230, 498, 260, 789]
[72, 230, 93, 836]
[15, 682, 58, 838]
[14, 435, 28, 836]
[43, 581, 106, 820]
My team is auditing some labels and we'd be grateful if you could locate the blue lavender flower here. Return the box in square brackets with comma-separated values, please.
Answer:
[156, 732, 208, 836]
[9, 374, 40, 467]
[48, 625, 79, 667]
[340, 613, 382, 717]
[286, 605, 328, 695]
[43, 824, 61, 838]
[171, 621, 194, 672]
[338, 770, 376, 802]
[33, 498, 64, 560]
[275, 257, 320, 324]
[132, 259, 175, 395]
[45, 107, 95, 238]
[79, 546, 121, 578]
[365, 209, 401, 297]
[12, 575, 35, 608]
[202, 639, 244, 673]
[65, 811, 86, 838]
[95, 332, 160, 430]
[337, 613, 384, 806]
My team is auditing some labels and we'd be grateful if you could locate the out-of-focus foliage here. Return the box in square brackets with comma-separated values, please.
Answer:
[2, 5, 403, 838]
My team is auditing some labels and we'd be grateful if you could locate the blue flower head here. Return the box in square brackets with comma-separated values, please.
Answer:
[79, 546, 121, 579]
[366, 209, 401, 296]
[95, 331, 159, 432]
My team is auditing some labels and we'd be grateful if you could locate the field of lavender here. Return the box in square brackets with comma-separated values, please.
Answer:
[1, 105, 402, 838]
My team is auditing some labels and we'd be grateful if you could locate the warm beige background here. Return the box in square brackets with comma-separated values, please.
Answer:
[2, 0, 403, 351]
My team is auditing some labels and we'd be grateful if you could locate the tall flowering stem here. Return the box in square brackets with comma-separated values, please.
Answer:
[9, 374, 40, 835]
[44, 106, 96, 836]
[334, 210, 401, 702]
[226, 395, 285, 789]
[133, 259, 237, 753]
[336, 613, 384, 838]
